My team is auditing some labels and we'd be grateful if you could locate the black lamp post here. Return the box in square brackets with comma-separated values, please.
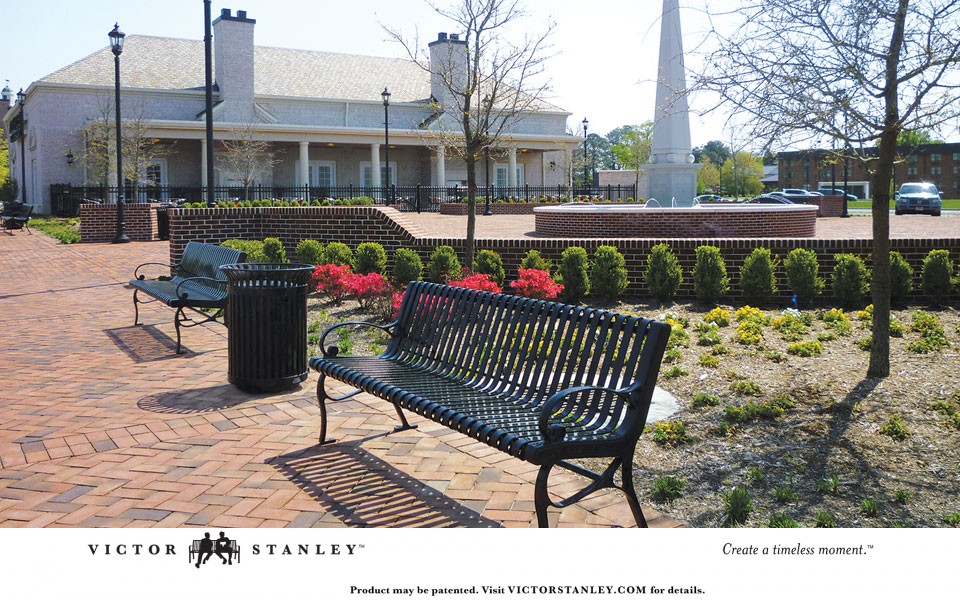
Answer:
[14, 89, 26, 204]
[483, 95, 493, 215]
[110, 23, 130, 243]
[382, 87, 391, 205]
[581, 117, 589, 191]
[842, 110, 850, 218]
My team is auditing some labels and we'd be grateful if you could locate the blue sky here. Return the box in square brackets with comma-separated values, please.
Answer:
[3, 0, 731, 145]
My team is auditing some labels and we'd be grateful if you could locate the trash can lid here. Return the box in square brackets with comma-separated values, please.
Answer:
[220, 263, 315, 284]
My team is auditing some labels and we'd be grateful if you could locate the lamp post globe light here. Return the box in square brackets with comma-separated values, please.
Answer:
[582, 117, 589, 191]
[382, 87, 391, 206]
[110, 23, 130, 243]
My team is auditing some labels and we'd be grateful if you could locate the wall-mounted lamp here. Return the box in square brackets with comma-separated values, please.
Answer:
[66, 150, 75, 165]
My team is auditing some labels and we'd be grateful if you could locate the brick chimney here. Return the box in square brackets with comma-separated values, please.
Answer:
[213, 9, 256, 122]
[428, 32, 468, 112]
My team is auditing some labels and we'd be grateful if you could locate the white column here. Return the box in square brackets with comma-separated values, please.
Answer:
[370, 143, 381, 187]
[436, 146, 446, 186]
[200, 138, 207, 201]
[508, 147, 518, 188]
[299, 142, 310, 189]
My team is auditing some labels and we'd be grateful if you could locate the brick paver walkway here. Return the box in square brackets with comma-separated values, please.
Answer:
[0, 232, 681, 528]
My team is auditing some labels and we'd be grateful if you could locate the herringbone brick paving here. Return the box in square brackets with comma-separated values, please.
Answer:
[0, 231, 681, 528]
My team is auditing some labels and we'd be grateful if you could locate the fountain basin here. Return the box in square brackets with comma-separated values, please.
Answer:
[533, 203, 819, 238]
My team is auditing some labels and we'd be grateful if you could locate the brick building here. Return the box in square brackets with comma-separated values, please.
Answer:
[778, 143, 960, 199]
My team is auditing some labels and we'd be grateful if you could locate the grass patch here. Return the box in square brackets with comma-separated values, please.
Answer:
[29, 217, 81, 243]
[860, 498, 880, 517]
[729, 379, 763, 396]
[722, 487, 753, 527]
[879, 414, 909, 440]
[698, 353, 721, 368]
[651, 476, 685, 502]
[768, 514, 800, 528]
[691, 392, 722, 408]
[663, 365, 689, 378]
[787, 340, 823, 357]
[773, 486, 798, 503]
[814, 511, 837, 528]
[650, 420, 694, 446]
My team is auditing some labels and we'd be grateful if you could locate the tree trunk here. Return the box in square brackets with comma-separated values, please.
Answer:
[465, 150, 477, 268]
[867, 0, 909, 379]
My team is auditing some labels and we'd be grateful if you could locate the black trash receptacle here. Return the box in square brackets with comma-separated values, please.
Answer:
[220, 263, 315, 393]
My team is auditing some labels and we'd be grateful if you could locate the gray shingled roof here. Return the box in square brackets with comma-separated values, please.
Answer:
[40, 35, 432, 103]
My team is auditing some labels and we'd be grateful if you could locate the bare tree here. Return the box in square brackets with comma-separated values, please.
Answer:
[386, 0, 555, 265]
[78, 95, 168, 192]
[217, 121, 281, 201]
[695, 0, 960, 378]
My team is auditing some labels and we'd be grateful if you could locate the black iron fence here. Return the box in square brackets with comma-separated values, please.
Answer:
[50, 183, 639, 216]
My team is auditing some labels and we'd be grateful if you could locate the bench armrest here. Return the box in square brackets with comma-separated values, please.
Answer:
[537, 383, 640, 442]
[175, 276, 226, 299]
[134, 261, 179, 280]
[319, 320, 398, 357]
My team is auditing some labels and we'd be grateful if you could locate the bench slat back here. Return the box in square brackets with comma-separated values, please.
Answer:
[178, 242, 246, 282]
[390, 282, 670, 430]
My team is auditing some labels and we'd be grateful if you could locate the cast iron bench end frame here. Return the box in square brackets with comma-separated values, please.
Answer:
[1, 203, 33, 234]
[311, 282, 671, 528]
[130, 242, 245, 353]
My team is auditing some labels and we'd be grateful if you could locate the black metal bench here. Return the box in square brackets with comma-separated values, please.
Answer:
[130, 241, 246, 353]
[2, 203, 33, 234]
[310, 281, 671, 527]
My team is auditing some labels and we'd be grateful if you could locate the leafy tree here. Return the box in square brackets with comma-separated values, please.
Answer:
[697, 0, 960, 377]
[693, 140, 731, 167]
[386, 0, 554, 267]
[610, 122, 653, 189]
[721, 152, 765, 198]
[897, 128, 941, 147]
[697, 158, 721, 195]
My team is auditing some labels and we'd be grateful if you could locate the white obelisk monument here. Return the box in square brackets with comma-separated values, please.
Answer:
[645, 0, 701, 206]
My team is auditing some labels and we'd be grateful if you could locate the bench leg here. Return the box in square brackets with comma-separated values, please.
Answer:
[390, 402, 418, 434]
[133, 289, 141, 326]
[174, 307, 185, 354]
[316, 374, 338, 445]
[620, 458, 648, 528]
[534, 464, 553, 528]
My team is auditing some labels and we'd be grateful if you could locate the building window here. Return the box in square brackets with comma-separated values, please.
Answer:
[907, 154, 918, 163]
[295, 160, 337, 187]
[360, 162, 397, 187]
[931, 153, 941, 162]
[906, 167, 918, 176]
[953, 166, 960, 175]
[931, 166, 942, 175]
[953, 153, 960, 161]
[494, 163, 525, 188]
[782, 159, 792, 168]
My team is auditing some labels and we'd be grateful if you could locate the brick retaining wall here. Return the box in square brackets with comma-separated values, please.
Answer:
[440, 202, 560, 216]
[165, 206, 960, 302]
[79, 203, 160, 243]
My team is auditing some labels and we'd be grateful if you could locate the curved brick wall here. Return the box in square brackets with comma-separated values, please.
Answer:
[534, 205, 819, 238]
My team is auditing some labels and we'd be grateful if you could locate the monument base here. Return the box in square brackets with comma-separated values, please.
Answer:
[645, 162, 701, 207]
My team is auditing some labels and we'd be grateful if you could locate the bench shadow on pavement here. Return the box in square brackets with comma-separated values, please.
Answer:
[104, 325, 188, 362]
[269, 441, 501, 528]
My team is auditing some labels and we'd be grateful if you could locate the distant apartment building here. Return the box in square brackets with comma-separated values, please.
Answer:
[778, 142, 960, 198]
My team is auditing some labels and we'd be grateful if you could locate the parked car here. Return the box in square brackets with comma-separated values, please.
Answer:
[780, 188, 815, 202]
[895, 182, 942, 216]
[817, 188, 859, 201]
[694, 194, 723, 203]
[743, 194, 796, 205]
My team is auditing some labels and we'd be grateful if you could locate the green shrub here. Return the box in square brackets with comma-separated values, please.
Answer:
[645, 243, 683, 302]
[322, 242, 353, 266]
[879, 414, 908, 440]
[890, 251, 914, 305]
[591, 245, 629, 302]
[820, 308, 853, 334]
[722, 487, 753, 527]
[832, 253, 870, 309]
[520, 249, 553, 273]
[473, 249, 506, 287]
[907, 311, 950, 353]
[693, 245, 729, 304]
[773, 486, 798, 503]
[296, 239, 325, 265]
[393, 248, 423, 286]
[735, 321, 764, 346]
[768, 514, 800, 528]
[221, 239, 267, 262]
[860, 499, 880, 517]
[771, 313, 809, 341]
[28, 217, 81, 243]
[735, 305, 770, 325]
[894, 489, 911, 504]
[557, 246, 590, 303]
[353, 242, 387, 275]
[663, 365, 689, 378]
[944, 512, 960, 526]
[651, 420, 694, 445]
[691, 392, 722, 408]
[729, 379, 762, 396]
[921, 249, 955, 305]
[784, 248, 824, 306]
[787, 340, 823, 357]
[651, 476, 686, 502]
[814, 512, 837, 528]
[740, 247, 778, 305]
[426, 245, 463, 283]
[704, 307, 731, 327]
